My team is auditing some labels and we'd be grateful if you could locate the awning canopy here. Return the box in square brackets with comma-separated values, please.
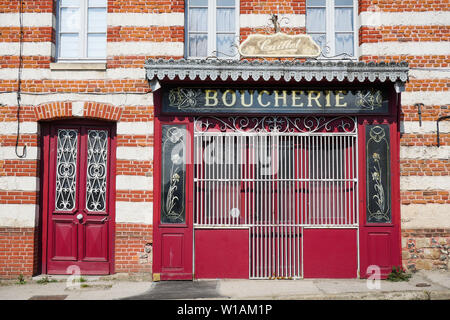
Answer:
[145, 58, 409, 90]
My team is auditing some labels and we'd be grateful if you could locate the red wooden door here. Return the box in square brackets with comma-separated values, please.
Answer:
[44, 123, 115, 275]
[359, 118, 401, 279]
[153, 117, 193, 280]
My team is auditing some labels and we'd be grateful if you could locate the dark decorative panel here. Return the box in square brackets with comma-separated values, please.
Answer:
[366, 124, 391, 223]
[161, 125, 187, 224]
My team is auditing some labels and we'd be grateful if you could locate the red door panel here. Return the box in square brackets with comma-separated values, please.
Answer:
[43, 122, 116, 275]
[82, 220, 109, 261]
[52, 219, 78, 261]
[195, 229, 249, 279]
[303, 228, 358, 278]
[161, 233, 185, 270]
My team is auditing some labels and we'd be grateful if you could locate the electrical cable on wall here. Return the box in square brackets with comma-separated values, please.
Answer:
[15, 0, 26, 158]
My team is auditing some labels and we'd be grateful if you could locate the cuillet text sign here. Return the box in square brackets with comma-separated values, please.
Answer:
[163, 87, 389, 114]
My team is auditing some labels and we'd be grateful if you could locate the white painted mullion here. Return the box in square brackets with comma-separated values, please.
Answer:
[56, 1, 62, 59]
[353, 0, 359, 59]
[326, 0, 335, 56]
[81, 1, 87, 59]
[208, 0, 216, 56]
[235, 0, 240, 59]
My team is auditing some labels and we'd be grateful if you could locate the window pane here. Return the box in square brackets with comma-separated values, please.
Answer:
[88, 0, 107, 6]
[335, 0, 353, 6]
[61, 0, 79, 6]
[189, 8, 207, 32]
[161, 125, 187, 224]
[60, 7, 80, 32]
[189, 34, 208, 57]
[87, 33, 106, 58]
[216, 34, 236, 57]
[88, 8, 107, 32]
[335, 8, 353, 32]
[307, 0, 326, 6]
[217, 8, 235, 32]
[306, 8, 326, 32]
[310, 33, 326, 52]
[59, 33, 79, 58]
[217, 0, 235, 6]
[335, 33, 353, 56]
[190, 0, 208, 6]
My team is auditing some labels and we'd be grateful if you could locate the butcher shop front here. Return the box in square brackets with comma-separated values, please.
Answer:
[146, 58, 409, 280]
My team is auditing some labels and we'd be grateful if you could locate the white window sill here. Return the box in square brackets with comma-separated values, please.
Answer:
[50, 62, 107, 71]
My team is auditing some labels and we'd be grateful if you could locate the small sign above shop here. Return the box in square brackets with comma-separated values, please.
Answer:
[163, 87, 389, 115]
[238, 33, 321, 58]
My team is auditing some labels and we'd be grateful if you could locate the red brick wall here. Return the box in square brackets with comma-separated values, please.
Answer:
[0, 227, 39, 279]
[115, 224, 153, 274]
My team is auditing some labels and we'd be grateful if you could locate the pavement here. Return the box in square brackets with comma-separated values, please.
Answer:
[0, 270, 449, 300]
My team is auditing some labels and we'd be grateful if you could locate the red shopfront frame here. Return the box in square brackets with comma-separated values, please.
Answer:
[152, 82, 402, 280]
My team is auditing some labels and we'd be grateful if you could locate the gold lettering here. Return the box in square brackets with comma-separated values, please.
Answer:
[335, 90, 347, 107]
[205, 90, 218, 106]
[307, 90, 322, 108]
[222, 89, 236, 107]
[291, 90, 304, 107]
[240, 90, 254, 107]
[325, 90, 331, 107]
[257, 90, 271, 107]
[274, 90, 288, 107]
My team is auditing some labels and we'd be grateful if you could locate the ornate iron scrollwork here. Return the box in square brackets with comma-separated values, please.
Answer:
[86, 130, 108, 212]
[194, 116, 357, 134]
[55, 129, 78, 211]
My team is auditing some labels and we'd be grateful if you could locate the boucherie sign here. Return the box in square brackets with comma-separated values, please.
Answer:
[238, 33, 321, 58]
[163, 87, 389, 114]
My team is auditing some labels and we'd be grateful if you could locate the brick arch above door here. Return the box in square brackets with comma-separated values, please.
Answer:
[34, 101, 123, 122]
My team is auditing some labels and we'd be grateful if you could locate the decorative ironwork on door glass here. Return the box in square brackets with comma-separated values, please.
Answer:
[55, 129, 78, 211]
[86, 130, 108, 212]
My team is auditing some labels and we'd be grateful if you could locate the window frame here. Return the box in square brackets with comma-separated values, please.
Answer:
[306, 0, 358, 60]
[185, 0, 240, 59]
[55, 0, 107, 63]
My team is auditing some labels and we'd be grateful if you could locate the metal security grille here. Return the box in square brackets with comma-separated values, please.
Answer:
[194, 116, 358, 279]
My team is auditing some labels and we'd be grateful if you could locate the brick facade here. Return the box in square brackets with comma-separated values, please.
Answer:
[0, 0, 448, 278]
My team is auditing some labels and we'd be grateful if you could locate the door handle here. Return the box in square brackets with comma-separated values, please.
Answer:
[76, 213, 83, 221]
[101, 217, 108, 223]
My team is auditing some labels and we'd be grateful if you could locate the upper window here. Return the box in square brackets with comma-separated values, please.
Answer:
[186, 0, 239, 59]
[56, 0, 107, 61]
[306, 0, 357, 59]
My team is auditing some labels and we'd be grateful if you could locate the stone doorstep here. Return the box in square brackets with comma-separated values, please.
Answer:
[32, 273, 152, 283]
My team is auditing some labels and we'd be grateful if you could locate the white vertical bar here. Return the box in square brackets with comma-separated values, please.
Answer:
[346, 135, 350, 225]
[200, 135, 203, 225]
[252, 135, 256, 277]
[320, 135, 323, 226]
[332, 135, 335, 225]
[340, 135, 343, 225]
[213, 135, 216, 225]
[284, 135, 287, 278]
[288, 135, 292, 278]
[265, 134, 268, 278]
[327, 135, 331, 225]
